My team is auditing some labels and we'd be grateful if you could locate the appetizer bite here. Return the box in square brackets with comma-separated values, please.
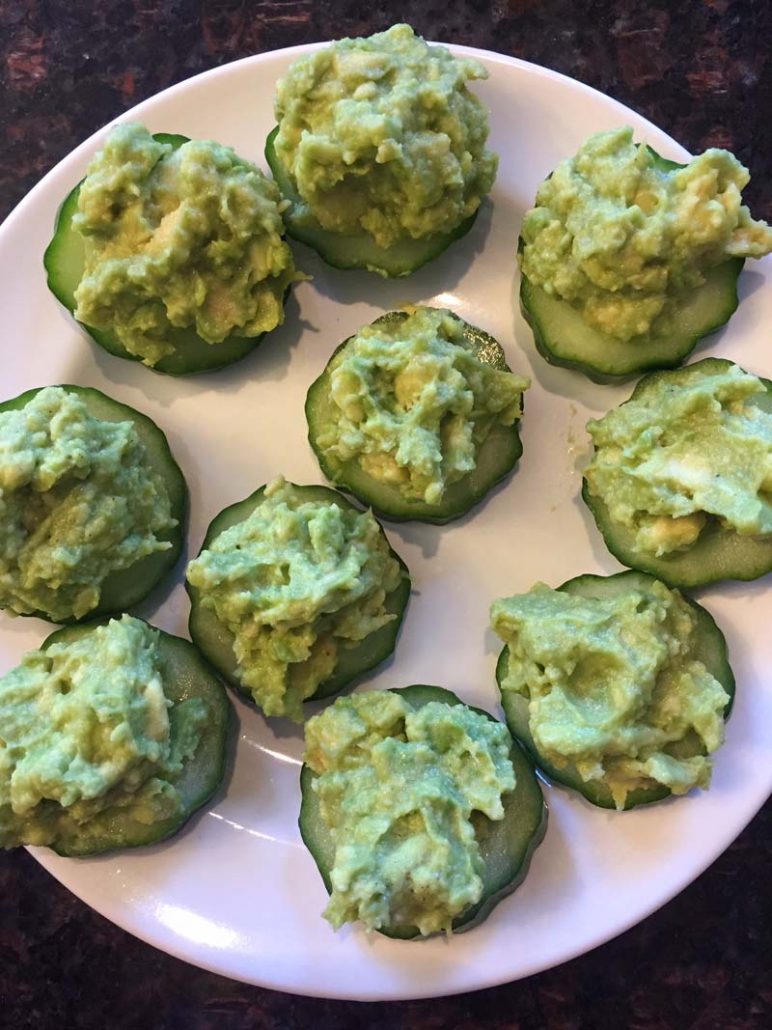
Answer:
[186, 478, 410, 722]
[518, 127, 772, 380]
[306, 307, 528, 523]
[0, 386, 186, 623]
[582, 358, 772, 588]
[0, 615, 231, 856]
[45, 124, 300, 375]
[266, 24, 498, 277]
[491, 571, 734, 810]
[299, 686, 546, 938]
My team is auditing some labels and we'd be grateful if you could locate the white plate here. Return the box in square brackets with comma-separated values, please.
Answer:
[1, 42, 770, 1001]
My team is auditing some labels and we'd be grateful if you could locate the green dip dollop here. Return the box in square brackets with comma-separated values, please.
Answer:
[520, 126, 772, 341]
[584, 364, 772, 557]
[0, 387, 175, 621]
[304, 690, 515, 934]
[185, 479, 404, 721]
[0, 616, 206, 849]
[73, 124, 299, 366]
[491, 581, 729, 809]
[315, 307, 529, 504]
[273, 24, 498, 250]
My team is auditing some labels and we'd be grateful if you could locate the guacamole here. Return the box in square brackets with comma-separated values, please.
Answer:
[304, 690, 515, 934]
[491, 581, 729, 809]
[0, 615, 206, 849]
[520, 127, 772, 341]
[273, 24, 497, 250]
[0, 387, 175, 621]
[73, 123, 298, 366]
[315, 307, 528, 505]
[584, 364, 772, 557]
[185, 479, 403, 721]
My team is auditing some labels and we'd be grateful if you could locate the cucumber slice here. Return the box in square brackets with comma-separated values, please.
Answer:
[582, 358, 772, 588]
[520, 261, 743, 383]
[518, 146, 745, 382]
[0, 385, 187, 623]
[306, 310, 525, 524]
[39, 617, 231, 857]
[496, 570, 735, 810]
[186, 483, 410, 710]
[299, 684, 547, 938]
[44, 133, 282, 376]
[265, 127, 477, 277]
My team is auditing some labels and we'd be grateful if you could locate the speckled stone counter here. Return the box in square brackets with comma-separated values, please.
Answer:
[1, 3, 770, 1027]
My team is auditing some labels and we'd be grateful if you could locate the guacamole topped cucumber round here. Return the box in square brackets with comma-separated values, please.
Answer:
[266, 24, 497, 276]
[0, 385, 186, 623]
[45, 124, 300, 375]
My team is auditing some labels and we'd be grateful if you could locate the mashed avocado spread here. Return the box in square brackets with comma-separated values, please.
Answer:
[0, 616, 206, 849]
[491, 581, 729, 809]
[316, 307, 528, 504]
[520, 127, 772, 341]
[304, 690, 515, 934]
[0, 387, 175, 621]
[273, 24, 497, 249]
[585, 364, 772, 557]
[185, 479, 403, 721]
[73, 124, 298, 366]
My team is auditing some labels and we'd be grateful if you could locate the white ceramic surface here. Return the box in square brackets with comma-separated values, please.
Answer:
[1, 43, 770, 1001]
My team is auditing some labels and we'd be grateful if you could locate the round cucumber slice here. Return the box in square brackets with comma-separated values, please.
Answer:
[0, 384, 187, 624]
[38, 617, 231, 857]
[299, 684, 547, 939]
[582, 358, 772, 588]
[306, 310, 525, 524]
[496, 570, 735, 810]
[44, 132, 287, 376]
[186, 483, 411, 712]
[265, 127, 478, 277]
[518, 146, 745, 383]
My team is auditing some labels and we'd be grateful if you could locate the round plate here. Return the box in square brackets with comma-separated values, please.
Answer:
[1, 42, 770, 1001]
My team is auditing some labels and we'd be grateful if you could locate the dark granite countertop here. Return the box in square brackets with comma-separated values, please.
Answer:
[1, 2, 770, 1027]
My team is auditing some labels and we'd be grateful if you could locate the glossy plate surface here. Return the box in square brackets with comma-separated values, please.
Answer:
[0, 42, 770, 1000]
